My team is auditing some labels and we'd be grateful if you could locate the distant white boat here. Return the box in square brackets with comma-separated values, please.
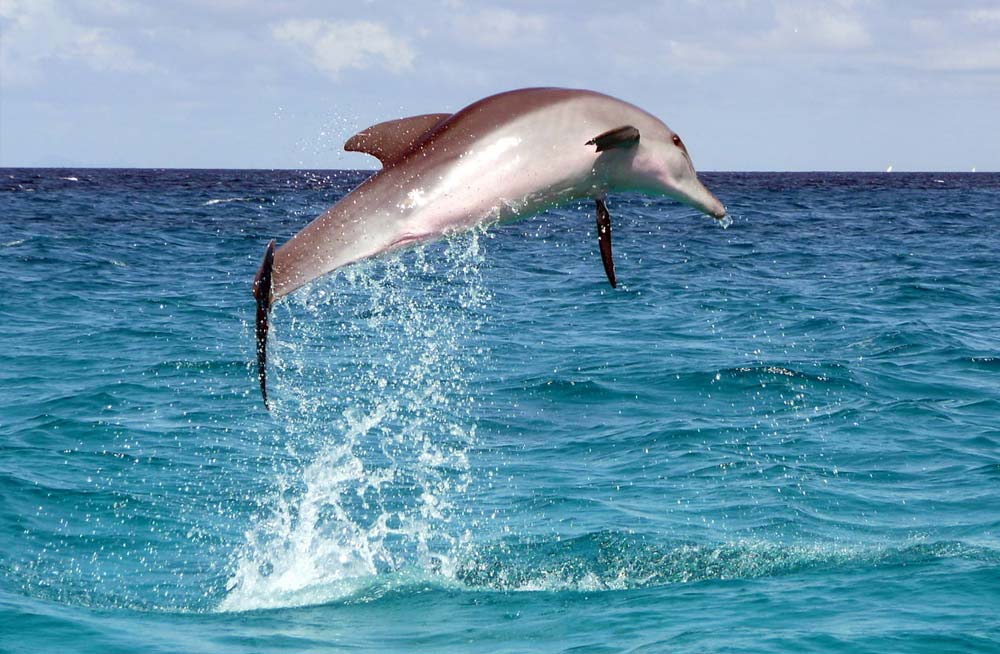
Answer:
[885, 165, 893, 173]
[972, 167, 976, 173]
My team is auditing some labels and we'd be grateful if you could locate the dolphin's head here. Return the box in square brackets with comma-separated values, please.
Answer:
[608, 126, 727, 220]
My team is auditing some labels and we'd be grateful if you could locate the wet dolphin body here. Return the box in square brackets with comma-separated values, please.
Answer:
[253, 87, 727, 406]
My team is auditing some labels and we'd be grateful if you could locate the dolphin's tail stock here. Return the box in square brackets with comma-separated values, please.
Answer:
[253, 239, 276, 409]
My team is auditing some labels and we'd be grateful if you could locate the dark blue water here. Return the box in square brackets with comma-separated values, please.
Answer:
[2, 168, 998, 652]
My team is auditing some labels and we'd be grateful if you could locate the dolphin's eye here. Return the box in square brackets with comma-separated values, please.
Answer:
[672, 134, 683, 147]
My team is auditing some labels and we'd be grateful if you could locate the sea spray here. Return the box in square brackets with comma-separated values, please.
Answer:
[220, 231, 491, 611]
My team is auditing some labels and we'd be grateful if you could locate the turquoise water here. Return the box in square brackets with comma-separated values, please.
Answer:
[2, 169, 998, 652]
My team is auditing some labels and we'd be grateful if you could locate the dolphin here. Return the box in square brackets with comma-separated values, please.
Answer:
[253, 87, 727, 407]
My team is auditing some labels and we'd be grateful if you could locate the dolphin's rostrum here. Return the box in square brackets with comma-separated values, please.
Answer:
[253, 87, 727, 407]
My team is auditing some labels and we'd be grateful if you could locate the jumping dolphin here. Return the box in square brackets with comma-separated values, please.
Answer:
[253, 87, 727, 407]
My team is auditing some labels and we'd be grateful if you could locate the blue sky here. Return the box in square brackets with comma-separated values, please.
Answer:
[1, 0, 998, 170]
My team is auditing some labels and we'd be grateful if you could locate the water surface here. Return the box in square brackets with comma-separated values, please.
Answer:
[1, 169, 998, 652]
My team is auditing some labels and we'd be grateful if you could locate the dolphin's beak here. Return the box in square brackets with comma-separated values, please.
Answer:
[676, 175, 726, 220]
[708, 195, 727, 220]
[705, 198, 728, 220]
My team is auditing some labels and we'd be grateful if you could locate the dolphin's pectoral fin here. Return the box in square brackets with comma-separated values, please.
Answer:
[595, 198, 617, 288]
[586, 126, 640, 152]
[345, 113, 451, 167]
[253, 239, 276, 409]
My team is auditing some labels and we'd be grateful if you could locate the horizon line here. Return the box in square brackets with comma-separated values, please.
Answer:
[0, 166, 994, 174]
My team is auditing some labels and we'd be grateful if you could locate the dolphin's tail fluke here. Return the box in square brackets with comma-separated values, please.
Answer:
[253, 239, 276, 409]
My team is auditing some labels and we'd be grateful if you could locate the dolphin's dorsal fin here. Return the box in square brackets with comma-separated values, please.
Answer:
[586, 126, 640, 152]
[596, 198, 617, 288]
[345, 113, 451, 167]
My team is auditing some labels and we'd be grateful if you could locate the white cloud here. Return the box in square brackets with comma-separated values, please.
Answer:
[272, 19, 415, 77]
[73, 0, 140, 16]
[920, 44, 1000, 73]
[903, 7, 1000, 73]
[74, 27, 148, 70]
[0, 0, 152, 84]
[666, 40, 732, 71]
[909, 17, 940, 39]
[965, 8, 1000, 27]
[758, 3, 871, 51]
[452, 8, 547, 48]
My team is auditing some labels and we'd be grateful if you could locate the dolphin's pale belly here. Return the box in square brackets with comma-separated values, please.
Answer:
[406, 132, 594, 235]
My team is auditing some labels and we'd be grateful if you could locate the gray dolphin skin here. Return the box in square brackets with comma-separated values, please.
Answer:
[253, 87, 727, 407]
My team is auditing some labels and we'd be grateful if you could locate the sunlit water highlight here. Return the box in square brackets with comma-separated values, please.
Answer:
[1, 169, 998, 653]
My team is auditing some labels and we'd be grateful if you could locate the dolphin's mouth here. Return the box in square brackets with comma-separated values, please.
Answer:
[683, 193, 727, 222]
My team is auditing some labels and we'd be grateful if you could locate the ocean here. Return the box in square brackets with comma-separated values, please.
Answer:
[1, 168, 998, 653]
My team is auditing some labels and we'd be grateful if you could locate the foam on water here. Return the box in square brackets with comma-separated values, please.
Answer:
[455, 532, 1000, 593]
[204, 197, 270, 206]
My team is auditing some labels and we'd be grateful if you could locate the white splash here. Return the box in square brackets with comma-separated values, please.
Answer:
[219, 232, 490, 612]
[204, 197, 262, 206]
[400, 187, 428, 210]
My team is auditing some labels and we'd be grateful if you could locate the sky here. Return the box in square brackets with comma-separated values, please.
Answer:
[1, 0, 998, 171]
